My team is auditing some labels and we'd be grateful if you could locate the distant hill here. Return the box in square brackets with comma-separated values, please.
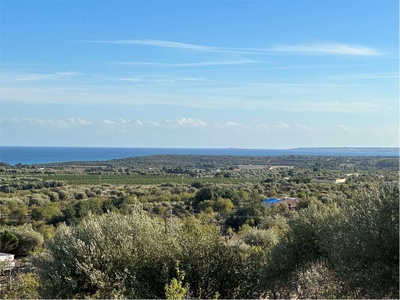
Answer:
[294, 147, 399, 153]
[39, 154, 399, 171]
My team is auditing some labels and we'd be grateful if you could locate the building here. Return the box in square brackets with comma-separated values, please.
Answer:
[335, 178, 346, 183]
[345, 173, 359, 177]
[312, 178, 347, 184]
[0, 253, 15, 270]
[281, 197, 298, 211]
[262, 197, 299, 211]
[262, 198, 282, 207]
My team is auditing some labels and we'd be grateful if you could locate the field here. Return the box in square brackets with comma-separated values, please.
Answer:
[1, 173, 261, 185]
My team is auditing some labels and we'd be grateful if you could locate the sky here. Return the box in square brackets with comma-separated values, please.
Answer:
[0, 0, 399, 148]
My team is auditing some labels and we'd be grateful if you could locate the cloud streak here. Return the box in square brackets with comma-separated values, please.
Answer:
[1, 85, 389, 113]
[117, 60, 258, 67]
[316, 73, 399, 80]
[80, 39, 381, 56]
[270, 43, 381, 56]
[10, 117, 86, 129]
[15, 71, 80, 81]
[79, 39, 265, 55]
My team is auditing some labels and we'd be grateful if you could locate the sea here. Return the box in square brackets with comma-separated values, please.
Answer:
[0, 146, 398, 165]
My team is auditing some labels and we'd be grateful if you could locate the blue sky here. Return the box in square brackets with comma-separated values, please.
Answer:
[0, 0, 398, 148]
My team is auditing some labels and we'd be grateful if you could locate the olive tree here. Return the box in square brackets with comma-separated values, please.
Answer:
[326, 185, 399, 298]
[32, 208, 181, 299]
[9, 225, 44, 255]
[0, 230, 19, 253]
[32, 207, 254, 299]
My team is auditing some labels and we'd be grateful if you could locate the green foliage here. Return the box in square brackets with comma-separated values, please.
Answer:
[18, 174, 259, 186]
[225, 201, 268, 230]
[74, 192, 87, 200]
[63, 198, 103, 225]
[9, 205, 28, 224]
[30, 203, 61, 222]
[326, 185, 399, 298]
[196, 198, 234, 217]
[193, 186, 240, 208]
[165, 262, 188, 300]
[32, 209, 258, 299]
[0, 230, 19, 252]
[1, 157, 398, 299]
[0, 273, 40, 299]
[242, 228, 279, 249]
[213, 198, 234, 216]
[35, 223, 55, 241]
[9, 225, 44, 255]
[26, 194, 51, 207]
[33, 208, 181, 299]
[292, 259, 342, 299]
[258, 214, 288, 236]
[197, 200, 214, 212]
[262, 184, 399, 299]
[262, 203, 340, 298]
[178, 218, 247, 298]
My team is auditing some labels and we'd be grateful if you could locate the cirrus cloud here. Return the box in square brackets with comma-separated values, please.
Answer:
[80, 39, 382, 56]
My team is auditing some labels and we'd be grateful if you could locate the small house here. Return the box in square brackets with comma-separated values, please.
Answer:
[0, 253, 15, 270]
[335, 178, 346, 183]
[262, 197, 299, 211]
[262, 198, 282, 207]
[281, 197, 299, 211]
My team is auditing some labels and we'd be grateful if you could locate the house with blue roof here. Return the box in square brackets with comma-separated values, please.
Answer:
[262, 197, 299, 210]
[262, 198, 282, 207]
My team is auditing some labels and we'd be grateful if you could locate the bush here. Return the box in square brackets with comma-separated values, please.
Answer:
[26, 194, 51, 207]
[10, 225, 44, 255]
[32, 209, 253, 299]
[242, 228, 279, 249]
[0, 273, 39, 299]
[0, 230, 19, 252]
[326, 185, 399, 298]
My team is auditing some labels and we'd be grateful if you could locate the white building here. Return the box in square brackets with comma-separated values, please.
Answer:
[335, 178, 347, 183]
[0, 253, 15, 270]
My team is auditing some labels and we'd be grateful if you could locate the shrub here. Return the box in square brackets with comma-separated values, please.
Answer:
[10, 225, 44, 255]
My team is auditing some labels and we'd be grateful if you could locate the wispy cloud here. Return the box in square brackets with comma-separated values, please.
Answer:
[9, 117, 91, 129]
[115, 78, 143, 82]
[270, 43, 381, 56]
[81, 39, 212, 50]
[100, 75, 211, 83]
[332, 124, 353, 134]
[79, 39, 263, 55]
[15, 71, 80, 81]
[281, 101, 382, 113]
[316, 73, 399, 80]
[80, 39, 381, 56]
[117, 60, 258, 67]
[1, 85, 390, 113]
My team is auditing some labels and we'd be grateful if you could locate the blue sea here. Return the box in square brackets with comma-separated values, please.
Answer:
[0, 146, 398, 165]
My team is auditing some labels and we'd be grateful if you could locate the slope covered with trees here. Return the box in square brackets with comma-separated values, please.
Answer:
[27, 185, 399, 299]
[0, 155, 398, 299]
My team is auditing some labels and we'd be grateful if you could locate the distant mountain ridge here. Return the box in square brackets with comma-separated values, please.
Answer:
[293, 147, 399, 153]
